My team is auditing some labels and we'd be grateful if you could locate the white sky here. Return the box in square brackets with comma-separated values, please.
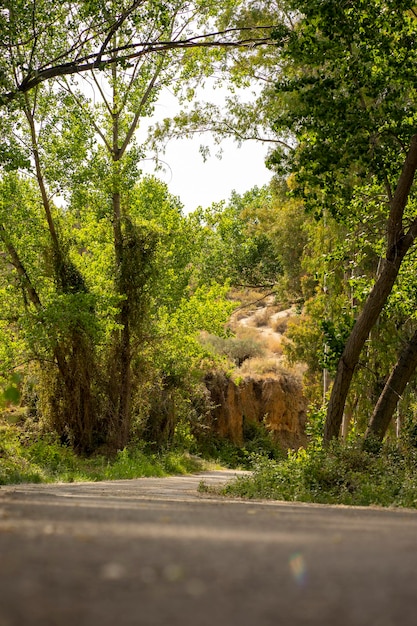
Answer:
[142, 135, 272, 213]
[140, 86, 273, 213]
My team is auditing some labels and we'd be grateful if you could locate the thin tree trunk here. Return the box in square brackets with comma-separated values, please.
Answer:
[364, 329, 417, 444]
[324, 256, 407, 441]
[0, 224, 42, 309]
[110, 60, 132, 449]
[24, 99, 61, 259]
[112, 186, 132, 449]
[324, 134, 417, 443]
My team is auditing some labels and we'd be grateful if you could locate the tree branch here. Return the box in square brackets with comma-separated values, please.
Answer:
[1, 27, 277, 104]
[387, 133, 417, 250]
[119, 58, 165, 159]
[94, 0, 146, 69]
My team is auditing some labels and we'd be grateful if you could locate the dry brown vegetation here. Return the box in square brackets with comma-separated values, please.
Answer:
[250, 307, 276, 327]
[271, 315, 291, 334]
[263, 334, 283, 355]
[228, 289, 276, 325]
[224, 295, 298, 378]
[237, 357, 292, 378]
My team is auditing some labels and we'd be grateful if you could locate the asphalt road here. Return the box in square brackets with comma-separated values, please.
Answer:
[1, 470, 417, 626]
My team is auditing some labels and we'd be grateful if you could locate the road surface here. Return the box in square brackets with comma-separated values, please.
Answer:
[1, 470, 417, 626]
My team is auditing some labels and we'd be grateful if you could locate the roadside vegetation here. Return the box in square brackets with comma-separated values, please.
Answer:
[0, 421, 207, 485]
[0, 413, 282, 485]
[222, 437, 417, 509]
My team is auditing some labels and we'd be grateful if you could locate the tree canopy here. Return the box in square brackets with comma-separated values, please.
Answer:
[264, 0, 417, 443]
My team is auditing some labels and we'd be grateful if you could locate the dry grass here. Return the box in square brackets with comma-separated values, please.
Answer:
[263, 334, 283, 355]
[272, 316, 290, 334]
[228, 289, 276, 322]
[229, 288, 269, 305]
[200, 331, 265, 365]
[233, 325, 262, 341]
[250, 307, 275, 327]
[227, 294, 300, 379]
[238, 357, 287, 378]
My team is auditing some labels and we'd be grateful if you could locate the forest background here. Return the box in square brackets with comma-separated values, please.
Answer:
[3, 0, 417, 507]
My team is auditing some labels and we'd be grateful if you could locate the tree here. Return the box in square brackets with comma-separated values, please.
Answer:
[188, 185, 283, 288]
[267, 0, 417, 443]
[364, 328, 417, 446]
[1, 0, 272, 452]
[0, 0, 275, 105]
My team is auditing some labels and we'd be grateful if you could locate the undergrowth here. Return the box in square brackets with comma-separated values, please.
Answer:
[223, 439, 417, 508]
[195, 420, 285, 470]
[0, 423, 205, 485]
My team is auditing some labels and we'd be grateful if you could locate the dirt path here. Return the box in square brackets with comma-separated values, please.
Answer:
[2, 471, 417, 626]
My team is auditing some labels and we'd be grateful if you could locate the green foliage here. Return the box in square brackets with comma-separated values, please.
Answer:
[200, 333, 265, 365]
[196, 422, 285, 470]
[189, 187, 283, 288]
[224, 439, 417, 508]
[155, 283, 236, 379]
[0, 422, 204, 485]
[0, 0, 274, 457]
[187, 179, 311, 307]
[0, 373, 22, 408]
[320, 316, 354, 373]
[272, 0, 417, 211]
[197, 436, 253, 469]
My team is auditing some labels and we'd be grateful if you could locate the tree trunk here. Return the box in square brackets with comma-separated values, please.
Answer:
[324, 256, 408, 441]
[324, 134, 417, 443]
[110, 63, 132, 449]
[364, 329, 417, 444]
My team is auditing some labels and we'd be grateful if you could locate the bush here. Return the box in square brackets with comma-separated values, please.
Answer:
[200, 333, 265, 366]
[223, 440, 417, 508]
[195, 419, 284, 470]
[251, 307, 274, 327]
[0, 421, 206, 485]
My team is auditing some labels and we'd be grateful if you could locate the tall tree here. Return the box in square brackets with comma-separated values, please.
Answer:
[0, 0, 275, 452]
[266, 0, 417, 442]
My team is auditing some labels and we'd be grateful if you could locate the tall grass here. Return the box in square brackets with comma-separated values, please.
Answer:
[0, 423, 204, 485]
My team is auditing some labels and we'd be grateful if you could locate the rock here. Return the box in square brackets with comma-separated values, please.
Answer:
[204, 371, 307, 450]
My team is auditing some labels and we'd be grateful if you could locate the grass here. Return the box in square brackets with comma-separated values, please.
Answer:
[238, 356, 287, 377]
[263, 334, 283, 355]
[0, 422, 206, 485]
[222, 439, 417, 509]
[7, 412, 417, 511]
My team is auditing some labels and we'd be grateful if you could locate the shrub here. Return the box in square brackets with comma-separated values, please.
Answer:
[272, 316, 290, 334]
[223, 439, 417, 508]
[263, 334, 283, 355]
[200, 333, 265, 366]
[0, 420, 207, 484]
[251, 307, 275, 327]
